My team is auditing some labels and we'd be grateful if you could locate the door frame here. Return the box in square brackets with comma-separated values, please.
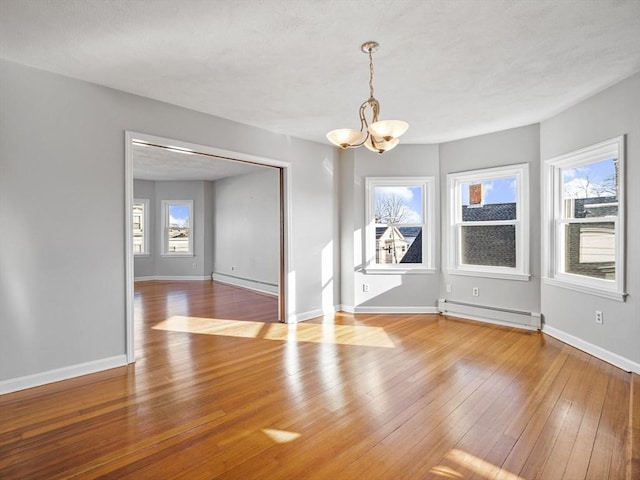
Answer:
[124, 131, 292, 363]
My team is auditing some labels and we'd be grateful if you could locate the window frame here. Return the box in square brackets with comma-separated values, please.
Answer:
[161, 199, 194, 257]
[447, 163, 530, 281]
[133, 198, 150, 256]
[364, 176, 436, 274]
[542, 136, 626, 301]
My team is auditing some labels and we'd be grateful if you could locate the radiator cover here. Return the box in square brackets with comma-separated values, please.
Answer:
[437, 298, 541, 330]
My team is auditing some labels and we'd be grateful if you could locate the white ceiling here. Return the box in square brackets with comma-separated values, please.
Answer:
[1, 0, 639, 148]
[132, 142, 270, 181]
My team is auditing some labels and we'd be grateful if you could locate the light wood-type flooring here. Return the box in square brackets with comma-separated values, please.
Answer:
[1, 280, 638, 479]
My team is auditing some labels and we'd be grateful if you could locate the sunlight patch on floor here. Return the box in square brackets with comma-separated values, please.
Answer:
[430, 449, 524, 480]
[261, 428, 301, 444]
[153, 316, 395, 348]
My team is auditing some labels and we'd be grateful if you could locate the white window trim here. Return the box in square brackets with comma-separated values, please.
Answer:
[447, 163, 530, 281]
[133, 198, 150, 256]
[161, 199, 194, 257]
[542, 136, 626, 301]
[364, 176, 436, 274]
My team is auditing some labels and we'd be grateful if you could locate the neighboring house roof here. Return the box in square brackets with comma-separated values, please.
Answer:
[376, 226, 406, 241]
[462, 203, 516, 221]
[573, 196, 618, 218]
[400, 230, 422, 264]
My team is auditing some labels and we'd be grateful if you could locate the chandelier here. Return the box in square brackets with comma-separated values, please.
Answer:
[326, 41, 409, 154]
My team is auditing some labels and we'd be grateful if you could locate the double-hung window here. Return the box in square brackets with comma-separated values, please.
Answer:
[161, 200, 193, 256]
[133, 198, 149, 255]
[543, 136, 625, 300]
[365, 177, 435, 273]
[448, 164, 530, 280]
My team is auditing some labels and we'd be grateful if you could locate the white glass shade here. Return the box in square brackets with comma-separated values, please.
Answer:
[364, 136, 399, 154]
[367, 120, 409, 141]
[326, 128, 366, 148]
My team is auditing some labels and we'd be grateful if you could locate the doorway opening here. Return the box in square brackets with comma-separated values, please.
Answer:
[124, 131, 291, 363]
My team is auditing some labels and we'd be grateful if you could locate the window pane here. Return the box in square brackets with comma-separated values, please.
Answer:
[374, 186, 423, 225]
[375, 227, 422, 264]
[167, 204, 191, 253]
[561, 158, 618, 219]
[461, 177, 517, 221]
[564, 222, 615, 280]
[133, 202, 145, 254]
[461, 225, 516, 267]
[168, 228, 190, 252]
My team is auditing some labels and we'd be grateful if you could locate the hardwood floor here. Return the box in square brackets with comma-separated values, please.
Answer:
[1, 280, 637, 479]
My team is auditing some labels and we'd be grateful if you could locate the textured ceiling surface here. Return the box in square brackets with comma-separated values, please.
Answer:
[132, 143, 271, 181]
[1, 0, 639, 146]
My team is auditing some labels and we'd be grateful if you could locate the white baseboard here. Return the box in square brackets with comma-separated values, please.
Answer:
[0, 354, 128, 395]
[287, 306, 338, 323]
[212, 273, 278, 296]
[339, 305, 355, 314]
[354, 306, 439, 314]
[135, 275, 211, 282]
[543, 325, 640, 374]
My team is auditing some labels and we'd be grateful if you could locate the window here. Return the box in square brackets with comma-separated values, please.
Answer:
[543, 136, 625, 300]
[448, 164, 529, 280]
[162, 200, 193, 256]
[133, 199, 149, 255]
[365, 177, 435, 273]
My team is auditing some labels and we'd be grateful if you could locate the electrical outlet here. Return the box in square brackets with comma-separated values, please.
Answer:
[231, 266, 236, 271]
[595, 310, 603, 324]
[363, 283, 370, 293]
[446, 284, 452, 293]
[192, 263, 197, 269]
[472, 287, 479, 297]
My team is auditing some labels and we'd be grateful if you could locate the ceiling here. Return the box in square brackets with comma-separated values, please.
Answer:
[132, 142, 270, 181]
[1, 0, 639, 148]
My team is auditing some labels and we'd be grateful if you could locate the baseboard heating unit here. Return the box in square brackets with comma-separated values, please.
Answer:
[437, 299, 541, 331]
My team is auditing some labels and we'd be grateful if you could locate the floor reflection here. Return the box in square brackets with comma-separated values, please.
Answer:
[153, 316, 395, 348]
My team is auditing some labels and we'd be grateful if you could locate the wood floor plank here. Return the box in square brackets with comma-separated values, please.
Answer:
[0, 280, 634, 479]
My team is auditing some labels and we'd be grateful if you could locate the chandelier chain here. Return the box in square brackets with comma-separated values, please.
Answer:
[368, 48, 375, 99]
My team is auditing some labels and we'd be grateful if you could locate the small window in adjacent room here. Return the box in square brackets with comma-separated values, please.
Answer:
[447, 164, 530, 280]
[365, 177, 435, 273]
[133, 199, 149, 255]
[162, 200, 193, 256]
[543, 136, 625, 300]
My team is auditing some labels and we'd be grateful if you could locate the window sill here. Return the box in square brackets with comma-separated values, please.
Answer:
[365, 267, 437, 275]
[134, 253, 151, 257]
[160, 253, 195, 258]
[448, 269, 530, 282]
[542, 277, 627, 302]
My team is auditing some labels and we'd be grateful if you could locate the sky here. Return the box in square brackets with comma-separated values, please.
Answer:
[461, 177, 516, 205]
[374, 186, 423, 224]
[561, 158, 617, 198]
[168, 205, 190, 227]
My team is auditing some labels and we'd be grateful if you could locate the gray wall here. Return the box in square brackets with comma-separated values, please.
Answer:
[340, 144, 441, 311]
[540, 73, 640, 366]
[134, 180, 215, 278]
[0, 59, 338, 382]
[439, 124, 541, 314]
[213, 169, 280, 286]
[154, 180, 208, 277]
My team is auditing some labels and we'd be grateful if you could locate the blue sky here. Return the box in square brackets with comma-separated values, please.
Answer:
[168, 205, 190, 227]
[461, 177, 516, 205]
[562, 158, 617, 198]
[374, 186, 423, 223]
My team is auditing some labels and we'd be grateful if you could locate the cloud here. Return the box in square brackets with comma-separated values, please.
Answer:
[400, 207, 422, 223]
[375, 186, 415, 201]
[169, 214, 188, 227]
[563, 178, 612, 198]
